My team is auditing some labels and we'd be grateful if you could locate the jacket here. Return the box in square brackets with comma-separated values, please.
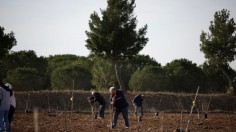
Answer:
[0, 86, 11, 111]
[93, 92, 106, 105]
[110, 90, 128, 109]
[132, 94, 143, 107]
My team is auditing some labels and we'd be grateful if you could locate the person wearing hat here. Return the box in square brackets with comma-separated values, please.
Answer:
[91, 91, 106, 119]
[132, 94, 144, 122]
[0, 81, 11, 132]
[5, 83, 16, 130]
[109, 87, 129, 129]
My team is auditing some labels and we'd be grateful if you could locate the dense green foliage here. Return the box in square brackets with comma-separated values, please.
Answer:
[164, 59, 205, 93]
[91, 57, 116, 90]
[85, 0, 148, 91]
[51, 63, 92, 90]
[200, 9, 236, 90]
[5, 67, 47, 91]
[129, 66, 170, 92]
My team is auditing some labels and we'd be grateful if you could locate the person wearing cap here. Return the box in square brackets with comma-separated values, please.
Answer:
[91, 91, 106, 119]
[5, 83, 16, 130]
[109, 87, 129, 129]
[0, 81, 11, 132]
[132, 94, 145, 120]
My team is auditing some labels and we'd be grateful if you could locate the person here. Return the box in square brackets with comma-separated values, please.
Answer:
[0, 81, 11, 132]
[132, 94, 144, 122]
[91, 91, 106, 119]
[109, 87, 129, 129]
[5, 83, 16, 130]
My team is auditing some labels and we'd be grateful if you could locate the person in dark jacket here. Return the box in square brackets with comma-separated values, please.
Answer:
[133, 94, 145, 117]
[91, 91, 106, 119]
[109, 87, 129, 129]
[0, 81, 11, 132]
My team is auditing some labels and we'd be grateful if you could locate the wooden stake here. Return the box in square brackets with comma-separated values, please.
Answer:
[33, 108, 39, 132]
[185, 86, 200, 131]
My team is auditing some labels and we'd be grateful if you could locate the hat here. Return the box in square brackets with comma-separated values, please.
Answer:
[109, 87, 116, 92]
[5, 83, 12, 89]
[91, 91, 95, 95]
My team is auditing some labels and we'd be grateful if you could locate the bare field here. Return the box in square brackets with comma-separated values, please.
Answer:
[11, 112, 236, 132]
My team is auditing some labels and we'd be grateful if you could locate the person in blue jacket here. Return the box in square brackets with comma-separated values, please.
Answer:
[109, 87, 129, 129]
[132, 94, 145, 117]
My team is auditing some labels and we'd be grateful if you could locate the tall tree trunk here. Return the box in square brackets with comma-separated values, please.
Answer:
[113, 60, 126, 91]
[218, 65, 234, 90]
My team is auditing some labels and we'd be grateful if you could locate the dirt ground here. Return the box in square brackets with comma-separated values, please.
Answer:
[11, 111, 236, 132]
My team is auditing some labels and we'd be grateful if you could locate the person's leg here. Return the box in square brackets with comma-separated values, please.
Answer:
[140, 106, 143, 116]
[112, 109, 120, 128]
[3, 111, 9, 132]
[133, 104, 138, 116]
[0, 111, 4, 132]
[8, 106, 14, 125]
[121, 107, 129, 128]
[100, 105, 105, 118]
[98, 105, 102, 118]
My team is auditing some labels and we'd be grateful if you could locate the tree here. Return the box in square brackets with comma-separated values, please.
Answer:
[129, 66, 169, 92]
[5, 67, 46, 91]
[4, 50, 48, 73]
[130, 54, 161, 70]
[91, 57, 116, 89]
[0, 26, 17, 59]
[164, 59, 205, 93]
[47, 54, 79, 74]
[85, 0, 148, 91]
[3, 50, 50, 88]
[51, 63, 92, 90]
[200, 9, 236, 90]
[200, 62, 228, 93]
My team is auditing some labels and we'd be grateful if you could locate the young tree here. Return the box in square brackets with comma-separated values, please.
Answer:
[200, 9, 236, 90]
[85, 0, 148, 91]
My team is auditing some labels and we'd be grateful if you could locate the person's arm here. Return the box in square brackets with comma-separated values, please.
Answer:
[94, 93, 98, 102]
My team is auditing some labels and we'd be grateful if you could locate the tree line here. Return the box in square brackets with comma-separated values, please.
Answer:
[0, 50, 235, 93]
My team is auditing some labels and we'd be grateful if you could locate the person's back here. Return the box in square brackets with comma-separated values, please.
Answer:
[94, 92, 106, 105]
[0, 86, 10, 111]
[133, 94, 143, 107]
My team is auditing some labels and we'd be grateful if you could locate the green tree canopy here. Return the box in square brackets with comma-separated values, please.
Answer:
[47, 54, 79, 74]
[130, 54, 161, 70]
[51, 63, 92, 90]
[200, 9, 236, 89]
[164, 59, 205, 93]
[4, 50, 48, 73]
[5, 67, 46, 91]
[85, 0, 148, 91]
[91, 57, 116, 90]
[129, 65, 169, 92]
[201, 62, 228, 93]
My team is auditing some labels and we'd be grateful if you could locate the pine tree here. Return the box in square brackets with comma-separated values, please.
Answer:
[200, 9, 236, 90]
[85, 0, 148, 91]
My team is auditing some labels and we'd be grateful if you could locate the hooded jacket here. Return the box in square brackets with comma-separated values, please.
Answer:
[0, 84, 11, 111]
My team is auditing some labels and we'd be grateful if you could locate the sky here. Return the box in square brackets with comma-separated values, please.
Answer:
[0, 0, 236, 69]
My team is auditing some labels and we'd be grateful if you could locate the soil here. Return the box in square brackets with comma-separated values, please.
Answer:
[11, 112, 236, 132]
